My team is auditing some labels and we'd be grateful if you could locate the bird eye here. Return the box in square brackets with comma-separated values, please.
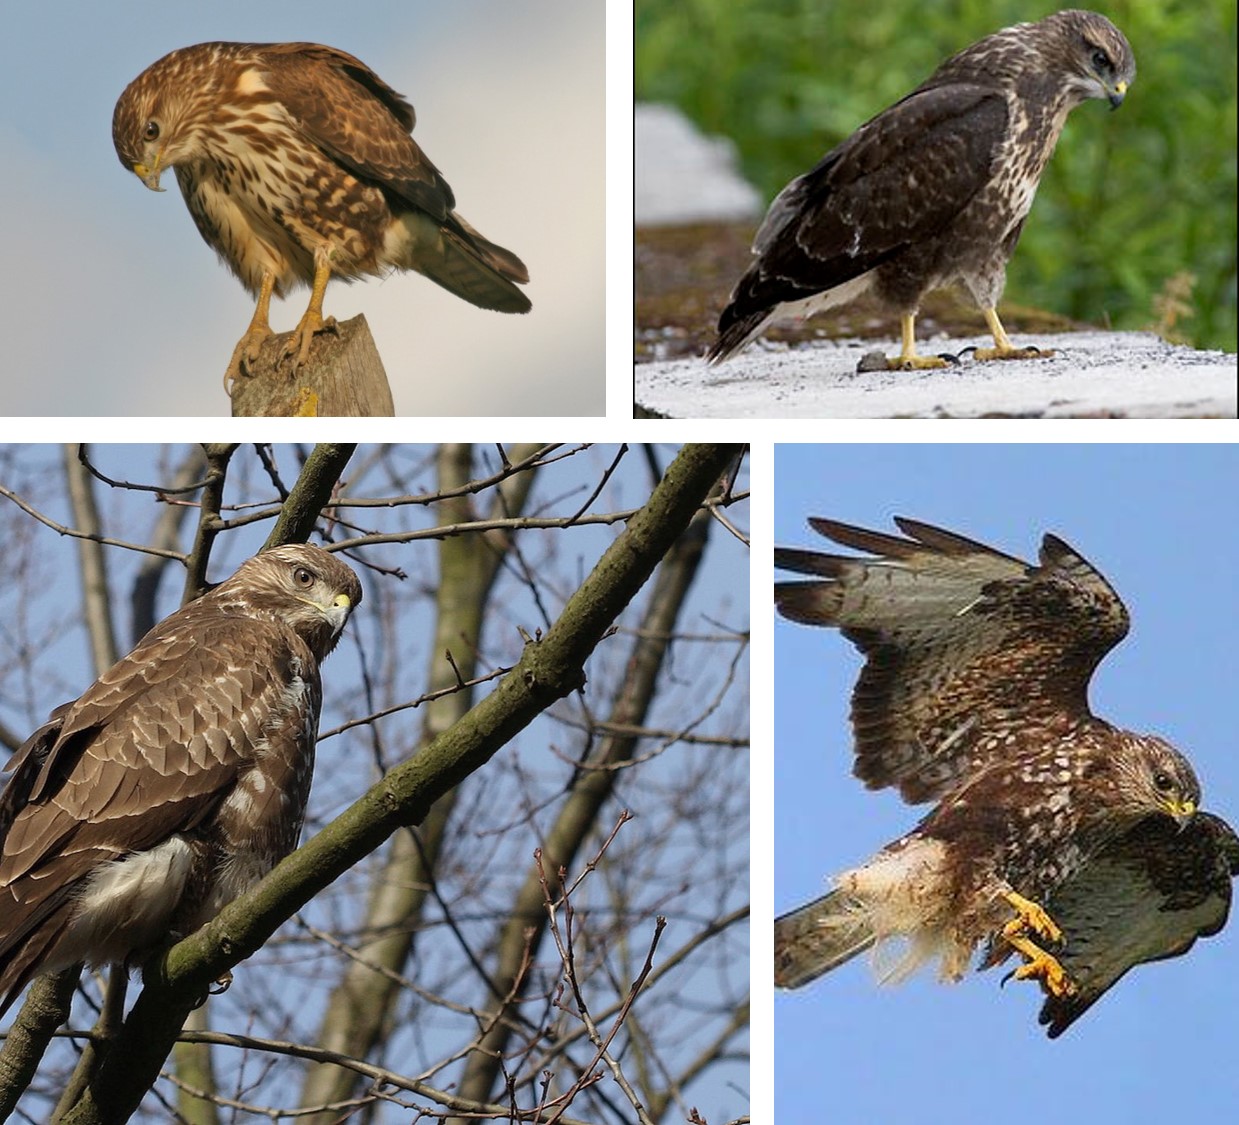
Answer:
[1091, 49, 1111, 72]
[143, 120, 160, 141]
[293, 567, 315, 588]
[1152, 770, 1174, 792]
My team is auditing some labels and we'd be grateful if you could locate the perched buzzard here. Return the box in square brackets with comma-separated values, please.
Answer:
[708, 11, 1134, 368]
[113, 42, 531, 387]
[773, 517, 1236, 1035]
[0, 544, 361, 1017]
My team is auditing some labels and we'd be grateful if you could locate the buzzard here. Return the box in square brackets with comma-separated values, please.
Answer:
[773, 517, 1237, 1035]
[0, 544, 361, 1016]
[708, 10, 1134, 369]
[113, 42, 531, 387]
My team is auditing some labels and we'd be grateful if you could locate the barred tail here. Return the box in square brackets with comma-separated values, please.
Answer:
[775, 888, 876, 990]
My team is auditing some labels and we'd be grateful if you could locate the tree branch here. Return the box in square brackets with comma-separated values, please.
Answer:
[55, 443, 742, 1125]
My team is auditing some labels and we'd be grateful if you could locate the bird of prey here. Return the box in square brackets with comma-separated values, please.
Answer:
[708, 10, 1134, 369]
[0, 544, 361, 1016]
[773, 517, 1237, 1035]
[113, 42, 531, 388]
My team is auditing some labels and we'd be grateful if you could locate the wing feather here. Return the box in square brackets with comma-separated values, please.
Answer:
[0, 609, 316, 968]
[260, 42, 455, 221]
[775, 516, 1129, 802]
[1037, 813, 1239, 1037]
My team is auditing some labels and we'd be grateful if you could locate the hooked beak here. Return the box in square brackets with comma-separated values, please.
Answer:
[132, 157, 165, 193]
[1164, 797, 1196, 829]
[1108, 80, 1128, 111]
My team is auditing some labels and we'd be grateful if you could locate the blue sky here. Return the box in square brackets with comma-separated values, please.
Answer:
[0, 2, 602, 416]
[773, 443, 1239, 1124]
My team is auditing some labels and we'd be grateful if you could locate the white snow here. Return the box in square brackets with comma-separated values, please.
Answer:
[636, 330, 1237, 418]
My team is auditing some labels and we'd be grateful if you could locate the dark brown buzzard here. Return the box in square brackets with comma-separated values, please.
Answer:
[773, 517, 1237, 1035]
[113, 42, 531, 388]
[0, 544, 361, 1016]
[708, 11, 1134, 369]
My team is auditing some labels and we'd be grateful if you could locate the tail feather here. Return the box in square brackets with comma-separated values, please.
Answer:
[775, 888, 876, 990]
[705, 308, 770, 365]
[394, 210, 531, 314]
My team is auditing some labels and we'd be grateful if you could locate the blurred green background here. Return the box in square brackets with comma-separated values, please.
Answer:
[636, 0, 1238, 352]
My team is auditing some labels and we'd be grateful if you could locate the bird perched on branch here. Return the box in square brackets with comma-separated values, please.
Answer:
[0, 544, 361, 1016]
[113, 42, 531, 389]
[709, 10, 1134, 369]
[774, 517, 1237, 1036]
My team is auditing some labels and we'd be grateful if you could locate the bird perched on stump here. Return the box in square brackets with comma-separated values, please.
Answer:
[0, 544, 361, 1017]
[113, 42, 531, 390]
[708, 10, 1134, 370]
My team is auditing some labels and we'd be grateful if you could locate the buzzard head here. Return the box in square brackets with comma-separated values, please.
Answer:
[1043, 10, 1136, 112]
[211, 544, 363, 662]
[112, 43, 237, 192]
[1112, 734, 1200, 827]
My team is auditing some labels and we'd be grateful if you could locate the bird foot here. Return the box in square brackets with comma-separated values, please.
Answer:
[1009, 947, 1076, 998]
[224, 324, 274, 392]
[1002, 890, 1063, 945]
[1000, 890, 1075, 998]
[282, 310, 338, 371]
[970, 344, 1055, 361]
[857, 351, 960, 372]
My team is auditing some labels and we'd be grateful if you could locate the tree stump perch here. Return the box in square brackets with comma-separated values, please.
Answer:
[229, 315, 395, 416]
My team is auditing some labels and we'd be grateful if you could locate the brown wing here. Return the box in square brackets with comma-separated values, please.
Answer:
[259, 43, 530, 299]
[709, 85, 1008, 360]
[775, 517, 1129, 802]
[0, 606, 319, 1011]
[259, 42, 455, 221]
[1036, 812, 1239, 1038]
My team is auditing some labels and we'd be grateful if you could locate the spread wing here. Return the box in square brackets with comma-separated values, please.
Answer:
[774, 516, 1129, 802]
[1037, 812, 1239, 1038]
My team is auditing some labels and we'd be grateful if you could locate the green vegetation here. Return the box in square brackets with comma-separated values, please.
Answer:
[636, 0, 1238, 351]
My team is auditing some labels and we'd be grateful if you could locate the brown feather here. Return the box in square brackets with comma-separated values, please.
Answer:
[0, 544, 360, 1016]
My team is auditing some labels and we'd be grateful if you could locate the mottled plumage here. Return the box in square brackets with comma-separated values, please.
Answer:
[709, 11, 1134, 369]
[0, 544, 360, 1016]
[113, 42, 531, 385]
[773, 517, 1236, 1035]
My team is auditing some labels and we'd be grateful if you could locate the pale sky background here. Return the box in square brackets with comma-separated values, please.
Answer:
[0, 2, 603, 417]
[773, 443, 1239, 1124]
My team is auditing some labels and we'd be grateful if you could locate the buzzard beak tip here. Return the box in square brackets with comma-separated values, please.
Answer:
[1108, 82, 1128, 111]
[1170, 800, 1196, 829]
[133, 162, 165, 192]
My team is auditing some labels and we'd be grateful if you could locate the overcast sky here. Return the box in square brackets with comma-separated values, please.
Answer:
[0, 2, 602, 416]
[772, 443, 1239, 1124]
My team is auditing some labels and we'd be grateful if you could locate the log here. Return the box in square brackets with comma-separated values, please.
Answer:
[229, 315, 395, 416]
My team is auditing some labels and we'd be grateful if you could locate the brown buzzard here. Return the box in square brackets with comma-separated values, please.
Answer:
[773, 517, 1237, 1035]
[113, 42, 531, 387]
[0, 544, 361, 1016]
[708, 11, 1134, 369]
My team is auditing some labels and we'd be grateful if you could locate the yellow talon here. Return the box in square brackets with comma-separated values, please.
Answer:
[1002, 889, 1064, 945]
[1010, 945, 1076, 998]
[1000, 890, 1075, 998]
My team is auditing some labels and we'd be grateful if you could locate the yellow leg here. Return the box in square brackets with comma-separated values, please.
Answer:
[283, 254, 337, 370]
[1002, 890, 1075, 998]
[973, 308, 1055, 361]
[224, 271, 276, 391]
[887, 313, 949, 370]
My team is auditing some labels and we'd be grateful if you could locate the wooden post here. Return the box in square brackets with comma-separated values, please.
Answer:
[229, 315, 395, 417]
